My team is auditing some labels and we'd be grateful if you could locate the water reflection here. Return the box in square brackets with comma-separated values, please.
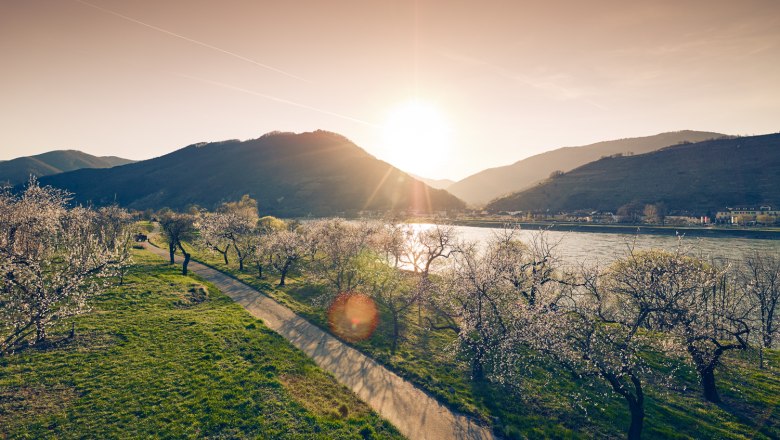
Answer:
[409, 223, 780, 268]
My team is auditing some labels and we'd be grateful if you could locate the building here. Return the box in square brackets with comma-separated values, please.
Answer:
[715, 206, 780, 225]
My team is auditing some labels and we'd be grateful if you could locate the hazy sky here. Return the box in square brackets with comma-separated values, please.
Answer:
[2, 0, 779, 180]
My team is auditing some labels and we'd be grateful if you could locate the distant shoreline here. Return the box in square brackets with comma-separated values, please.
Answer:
[419, 219, 780, 240]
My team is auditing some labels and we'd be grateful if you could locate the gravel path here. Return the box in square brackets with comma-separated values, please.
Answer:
[143, 242, 494, 440]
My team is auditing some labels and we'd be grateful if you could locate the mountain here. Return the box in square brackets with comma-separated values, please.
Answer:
[486, 133, 780, 214]
[38, 130, 465, 217]
[448, 131, 728, 206]
[410, 174, 454, 190]
[0, 150, 134, 186]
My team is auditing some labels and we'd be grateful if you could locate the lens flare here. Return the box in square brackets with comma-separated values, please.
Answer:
[327, 292, 379, 342]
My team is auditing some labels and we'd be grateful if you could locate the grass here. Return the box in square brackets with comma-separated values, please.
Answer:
[0, 250, 402, 439]
[187, 243, 780, 439]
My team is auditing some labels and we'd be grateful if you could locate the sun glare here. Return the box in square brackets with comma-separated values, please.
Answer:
[382, 100, 452, 178]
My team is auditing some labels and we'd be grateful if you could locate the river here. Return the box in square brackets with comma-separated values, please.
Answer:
[410, 223, 780, 267]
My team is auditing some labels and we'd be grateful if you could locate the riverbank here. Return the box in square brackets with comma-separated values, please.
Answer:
[415, 219, 780, 240]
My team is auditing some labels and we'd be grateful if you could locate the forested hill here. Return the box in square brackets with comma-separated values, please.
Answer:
[486, 132, 780, 214]
[0, 150, 134, 185]
[38, 130, 465, 216]
[448, 130, 727, 206]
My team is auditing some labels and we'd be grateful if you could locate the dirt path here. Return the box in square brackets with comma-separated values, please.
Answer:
[143, 242, 493, 440]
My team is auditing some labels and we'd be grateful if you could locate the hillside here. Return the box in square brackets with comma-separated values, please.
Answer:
[39, 130, 465, 216]
[486, 133, 780, 214]
[449, 131, 727, 206]
[0, 150, 134, 186]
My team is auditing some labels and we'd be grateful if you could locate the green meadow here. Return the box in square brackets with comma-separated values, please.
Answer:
[0, 250, 401, 440]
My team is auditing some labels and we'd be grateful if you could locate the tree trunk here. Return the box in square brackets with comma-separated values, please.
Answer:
[221, 251, 229, 265]
[257, 263, 263, 279]
[603, 370, 645, 440]
[182, 252, 191, 275]
[35, 321, 46, 344]
[391, 311, 400, 354]
[178, 243, 191, 276]
[627, 400, 644, 440]
[278, 259, 294, 286]
[700, 367, 720, 403]
[168, 242, 176, 264]
[233, 243, 244, 271]
[472, 357, 484, 381]
[278, 268, 288, 286]
[471, 342, 484, 381]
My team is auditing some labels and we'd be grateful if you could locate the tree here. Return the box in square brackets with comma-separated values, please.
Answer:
[94, 205, 134, 285]
[307, 218, 379, 294]
[258, 215, 287, 234]
[430, 229, 655, 439]
[251, 237, 271, 279]
[655, 202, 668, 225]
[0, 180, 123, 354]
[756, 214, 777, 226]
[356, 251, 415, 354]
[617, 201, 643, 223]
[195, 211, 233, 265]
[401, 224, 458, 323]
[643, 204, 659, 224]
[268, 229, 305, 286]
[436, 241, 512, 380]
[514, 299, 653, 440]
[159, 211, 195, 275]
[493, 228, 565, 307]
[402, 224, 457, 276]
[733, 214, 755, 226]
[502, 258, 686, 440]
[375, 220, 407, 268]
[249, 216, 288, 279]
[217, 195, 260, 271]
[610, 248, 749, 403]
[742, 251, 780, 368]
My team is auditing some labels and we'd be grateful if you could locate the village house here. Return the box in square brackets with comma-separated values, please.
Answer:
[715, 206, 780, 225]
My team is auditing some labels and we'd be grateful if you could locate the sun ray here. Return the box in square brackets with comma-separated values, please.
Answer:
[362, 164, 397, 211]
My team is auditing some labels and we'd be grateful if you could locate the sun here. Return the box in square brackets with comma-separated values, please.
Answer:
[381, 100, 452, 178]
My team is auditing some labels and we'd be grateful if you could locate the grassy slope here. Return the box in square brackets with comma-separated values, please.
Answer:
[0, 250, 402, 439]
[190, 245, 780, 439]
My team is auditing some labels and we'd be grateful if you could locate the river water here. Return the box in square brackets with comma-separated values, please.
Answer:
[410, 223, 780, 267]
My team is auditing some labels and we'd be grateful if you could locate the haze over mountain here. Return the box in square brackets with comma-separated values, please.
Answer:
[38, 131, 465, 217]
[448, 131, 728, 206]
[410, 174, 455, 190]
[0, 150, 134, 186]
[486, 133, 780, 214]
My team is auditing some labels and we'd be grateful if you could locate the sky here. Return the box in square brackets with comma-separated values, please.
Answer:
[1, 0, 779, 180]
